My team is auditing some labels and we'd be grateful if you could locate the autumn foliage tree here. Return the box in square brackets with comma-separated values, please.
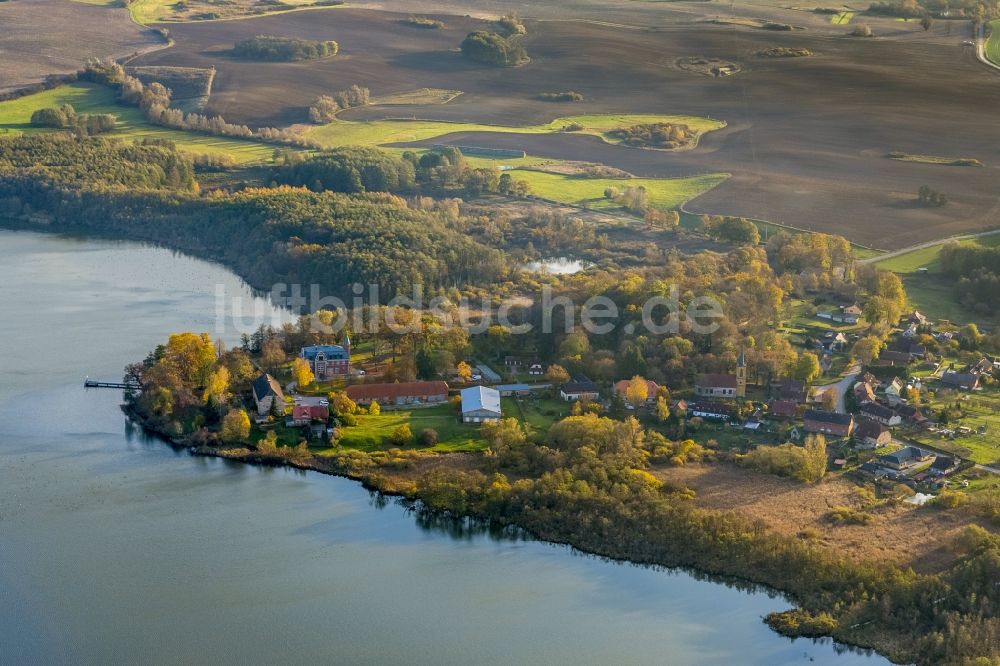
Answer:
[221, 409, 251, 443]
[291, 356, 315, 387]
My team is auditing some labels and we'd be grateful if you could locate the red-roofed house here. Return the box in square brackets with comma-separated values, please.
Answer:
[613, 378, 661, 404]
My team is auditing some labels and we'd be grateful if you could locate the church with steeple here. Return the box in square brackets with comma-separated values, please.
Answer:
[694, 349, 747, 399]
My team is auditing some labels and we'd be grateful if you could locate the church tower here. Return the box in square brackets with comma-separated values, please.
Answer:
[735, 349, 747, 398]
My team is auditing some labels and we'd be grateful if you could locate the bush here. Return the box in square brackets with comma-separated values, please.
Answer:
[494, 13, 526, 36]
[851, 24, 874, 37]
[756, 47, 813, 58]
[233, 35, 339, 61]
[403, 15, 444, 28]
[30, 104, 117, 135]
[308, 86, 370, 123]
[461, 31, 528, 67]
[607, 123, 697, 149]
[419, 428, 440, 446]
[741, 435, 828, 483]
[535, 91, 584, 102]
[389, 423, 413, 446]
[828, 506, 873, 525]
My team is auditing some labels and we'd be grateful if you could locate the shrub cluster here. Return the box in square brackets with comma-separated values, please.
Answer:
[232, 35, 339, 61]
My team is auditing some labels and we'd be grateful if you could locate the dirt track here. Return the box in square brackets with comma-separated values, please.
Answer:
[130, 7, 1000, 249]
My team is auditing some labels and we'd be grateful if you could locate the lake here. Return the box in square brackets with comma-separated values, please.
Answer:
[0, 229, 888, 665]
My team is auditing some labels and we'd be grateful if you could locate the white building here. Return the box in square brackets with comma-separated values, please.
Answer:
[460, 386, 502, 423]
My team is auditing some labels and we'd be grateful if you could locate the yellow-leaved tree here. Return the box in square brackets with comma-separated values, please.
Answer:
[292, 357, 315, 388]
[624, 375, 649, 405]
[221, 408, 251, 443]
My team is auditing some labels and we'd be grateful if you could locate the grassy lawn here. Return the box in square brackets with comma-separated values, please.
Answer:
[0, 83, 287, 164]
[874, 232, 1000, 324]
[126, 0, 343, 24]
[307, 113, 725, 151]
[904, 389, 1000, 465]
[987, 19, 1000, 67]
[335, 404, 487, 452]
[510, 171, 730, 212]
[502, 395, 569, 439]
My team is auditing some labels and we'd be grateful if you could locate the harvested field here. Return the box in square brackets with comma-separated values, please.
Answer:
[128, 7, 1000, 248]
[0, 0, 165, 94]
[652, 462, 983, 573]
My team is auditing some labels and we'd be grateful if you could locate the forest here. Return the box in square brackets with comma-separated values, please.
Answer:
[0, 135, 505, 299]
[939, 242, 1000, 315]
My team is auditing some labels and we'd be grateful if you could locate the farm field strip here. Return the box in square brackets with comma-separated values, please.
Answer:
[830, 11, 855, 24]
[987, 19, 1000, 66]
[306, 113, 726, 150]
[126, 0, 346, 25]
[0, 83, 288, 163]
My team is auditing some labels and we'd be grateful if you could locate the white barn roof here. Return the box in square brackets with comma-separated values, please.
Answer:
[460, 386, 501, 415]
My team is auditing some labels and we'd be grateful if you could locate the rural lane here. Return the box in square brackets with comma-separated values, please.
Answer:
[856, 227, 1000, 265]
[817, 362, 861, 414]
[975, 22, 1000, 73]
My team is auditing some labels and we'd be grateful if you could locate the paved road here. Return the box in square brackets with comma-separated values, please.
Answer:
[817, 362, 861, 414]
[976, 463, 1000, 475]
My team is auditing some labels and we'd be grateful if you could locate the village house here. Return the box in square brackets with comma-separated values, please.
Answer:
[908, 310, 928, 327]
[930, 455, 959, 476]
[771, 378, 807, 404]
[300, 340, 350, 380]
[842, 303, 863, 324]
[883, 378, 904, 406]
[495, 383, 533, 397]
[969, 356, 997, 376]
[504, 356, 528, 371]
[252, 373, 284, 419]
[940, 371, 980, 391]
[613, 378, 660, 404]
[527, 360, 545, 376]
[858, 401, 902, 426]
[895, 404, 929, 427]
[768, 399, 798, 420]
[875, 350, 912, 368]
[853, 381, 876, 404]
[560, 378, 601, 402]
[878, 446, 933, 471]
[460, 386, 502, 423]
[855, 419, 891, 449]
[290, 396, 329, 426]
[803, 409, 854, 437]
[345, 381, 449, 407]
[817, 303, 862, 325]
[687, 400, 734, 421]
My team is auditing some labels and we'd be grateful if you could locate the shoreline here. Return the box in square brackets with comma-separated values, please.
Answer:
[122, 405, 896, 664]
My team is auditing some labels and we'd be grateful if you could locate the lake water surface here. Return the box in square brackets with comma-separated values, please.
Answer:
[0, 230, 889, 665]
